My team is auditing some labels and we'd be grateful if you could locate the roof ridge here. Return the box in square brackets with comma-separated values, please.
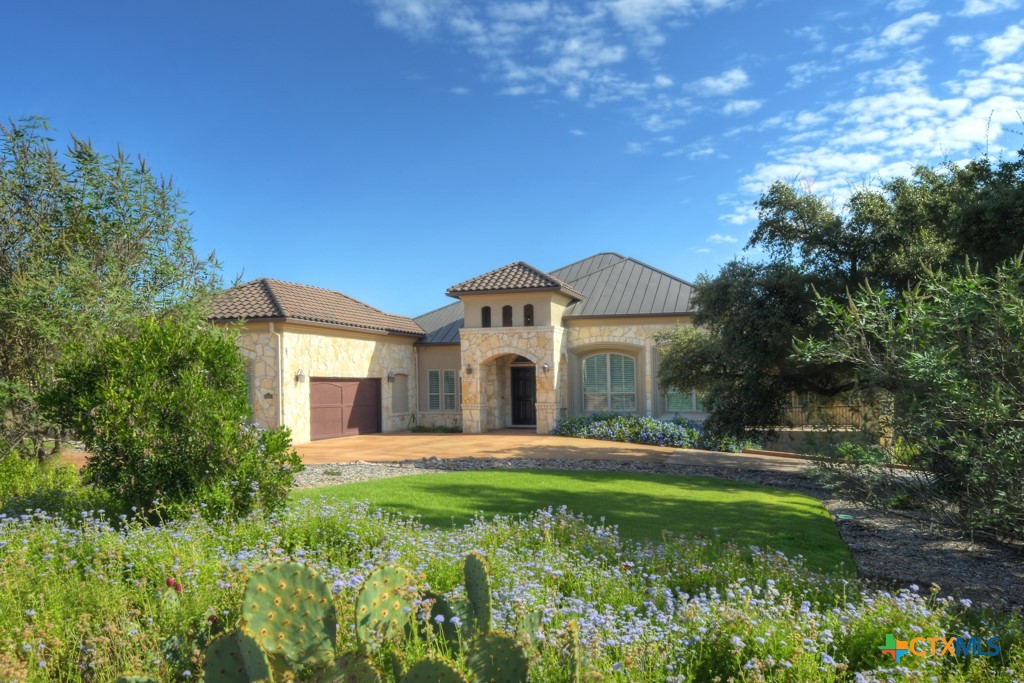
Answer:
[620, 256, 697, 288]
[256, 278, 415, 322]
[550, 252, 626, 275]
[414, 300, 461, 321]
[259, 278, 286, 318]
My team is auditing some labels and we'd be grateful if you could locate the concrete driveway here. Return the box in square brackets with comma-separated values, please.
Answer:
[294, 431, 812, 473]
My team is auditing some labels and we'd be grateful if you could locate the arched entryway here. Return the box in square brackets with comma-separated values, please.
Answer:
[509, 356, 536, 427]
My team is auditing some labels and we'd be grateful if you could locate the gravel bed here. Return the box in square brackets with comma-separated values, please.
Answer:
[294, 457, 1024, 612]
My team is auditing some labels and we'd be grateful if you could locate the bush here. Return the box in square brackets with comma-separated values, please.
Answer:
[0, 452, 116, 518]
[798, 258, 1024, 540]
[552, 413, 749, 452]
[42, 314, 301, 519]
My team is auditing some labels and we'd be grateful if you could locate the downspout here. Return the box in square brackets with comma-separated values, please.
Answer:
[413, 345, 419, 428]
[270, 322, 284, 429]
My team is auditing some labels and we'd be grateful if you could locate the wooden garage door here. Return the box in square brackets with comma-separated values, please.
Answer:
[310, 378, 381, 440]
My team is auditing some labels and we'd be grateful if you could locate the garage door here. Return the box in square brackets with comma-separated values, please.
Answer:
[310, 378, 381, 440]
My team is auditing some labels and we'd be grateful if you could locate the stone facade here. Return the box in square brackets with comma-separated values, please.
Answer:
[459, 326, 566, 434]
[237, 322, 417, 443]
[236, 328, 281, 429]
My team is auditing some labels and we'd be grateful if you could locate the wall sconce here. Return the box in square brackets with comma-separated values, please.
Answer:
[387, 371, 395, 383]
[263, 392, 274, 400]
[295, 369, 306, 383]
[542, 362, 550, 373]
[465, 364, 473, 375]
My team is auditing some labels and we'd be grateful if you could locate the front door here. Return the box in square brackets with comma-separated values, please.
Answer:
[511, 366, 536, 426]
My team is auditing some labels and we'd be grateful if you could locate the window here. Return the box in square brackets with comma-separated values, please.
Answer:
[502, 305, 513, 327]
[524, 304, 534, 326]
[428, 369, 457, 411]
[666, 389, 704, 412]
[583, 353, 636, 412]
[481, 306, 491, 328]
[392, 373, 409, 414]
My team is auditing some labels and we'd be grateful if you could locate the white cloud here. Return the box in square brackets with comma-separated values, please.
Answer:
[959, 0, 1019, 16]
[786, 61, 841, 89]
[722, 99, 763, 116]
[653, 74, 674, 88]
[570, 128, 587, 136]
[947, 35, 973, 49]
[694, 247, 712, 253]
[888, 0, 928, 10]
[690, 146, 716, 159]
[848, 12, 940, 61]
[687, 67, 750, 96]
[707, 233, 738, 243]
[450, 86, 471, 95]
[982, 22, 1024, 63]
[625, 141, 647, 154]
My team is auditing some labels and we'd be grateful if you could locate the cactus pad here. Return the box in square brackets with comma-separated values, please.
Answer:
[567, 620, 582, 683]
[240, 562, 337, 669]
[424, 591, 461, 647]
[402, 657, 469, 683]
[467, 631, 529, 683]
[354, 566, 417, 648]
[463, 552, 492, 634]
[203, 629, 271, 683]
[325, 653, 381, 683]
[516, 609, 544, 648]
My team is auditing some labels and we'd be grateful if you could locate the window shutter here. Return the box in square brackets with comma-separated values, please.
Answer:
[428, 370, 440, 411]
[443, 370, 457, 411]
[583, 355, 608, 411]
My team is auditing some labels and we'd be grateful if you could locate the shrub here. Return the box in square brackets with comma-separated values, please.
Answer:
[552, 413, 749, 452]
[42, 314, 301, 519]
[798, 258, 1024, 540]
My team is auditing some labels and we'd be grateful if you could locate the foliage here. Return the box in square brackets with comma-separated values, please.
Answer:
[41, 314, 301, 518]
[0, 453, 115, 518]
[659, 148, 1024, 437]
[552, 412, 749, 452]
[0, 501, 1018, 681]
[304, 470, 853, 575]
[796, 258, 1024, 540]
[0, 116, 221, 461]
[409, 424, 463, 433]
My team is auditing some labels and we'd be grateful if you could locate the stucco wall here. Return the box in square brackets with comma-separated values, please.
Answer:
[278, 324, 417, 443]
[416, 345, 462, 429]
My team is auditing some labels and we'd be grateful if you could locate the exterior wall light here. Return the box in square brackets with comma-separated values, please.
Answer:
[387, 371, 395, 383]
[542, 362, 550, 373]
[295, 369, 306, 383]
[466, 364, 473, 375]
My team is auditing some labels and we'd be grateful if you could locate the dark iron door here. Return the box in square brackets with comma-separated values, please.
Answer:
[511, 366, 536, 426]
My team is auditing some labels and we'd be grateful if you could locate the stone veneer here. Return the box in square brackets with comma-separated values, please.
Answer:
[281, 326, 417, 443]
[459, 326, 566, 434]
[236, 329, 280, 429]
[564, 319, 691, 416]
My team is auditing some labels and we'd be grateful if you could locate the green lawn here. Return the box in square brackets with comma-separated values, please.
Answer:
[295, 469, 854, 575]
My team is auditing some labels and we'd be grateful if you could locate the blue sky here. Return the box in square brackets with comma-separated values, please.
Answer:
[3, 1, 1022, 317]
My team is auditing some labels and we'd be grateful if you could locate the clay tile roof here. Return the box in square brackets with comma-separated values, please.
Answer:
[445, 261, 584, 301]
[208, 279, 424, 336]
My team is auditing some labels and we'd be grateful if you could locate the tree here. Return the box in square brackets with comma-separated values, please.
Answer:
[43, 314, 302, 518]
[796, 259, 1024, 540]
[0, 117, 220, 460]
[659, 148, 1024, 437]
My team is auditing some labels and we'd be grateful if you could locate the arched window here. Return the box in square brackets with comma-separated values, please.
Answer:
[502, 305, 513, 327]
[583, 353, 636, 412]
[524, 304, 534, 326]
[481, 306, 491, 328]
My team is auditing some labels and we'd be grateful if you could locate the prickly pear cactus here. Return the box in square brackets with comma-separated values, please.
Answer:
[240, 562, 337, 670]
[467, 631, 529, 683]
[516, 610, 544, 648]
[326, 653, 381, 683]
[354, 565, 417, 649]
[203, 629, 272, 683]
[463, 552, 492, 634]
[390, 650, 407, 682]
[424, 591, 462, 647]
[402, 657, 469, 683]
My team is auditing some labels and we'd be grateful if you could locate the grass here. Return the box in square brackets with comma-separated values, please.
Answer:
[295, 469, 855, 575]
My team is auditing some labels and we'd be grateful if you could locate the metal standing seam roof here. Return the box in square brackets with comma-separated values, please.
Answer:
[417, 252, 695, 344]
[208, 278, 424, 336]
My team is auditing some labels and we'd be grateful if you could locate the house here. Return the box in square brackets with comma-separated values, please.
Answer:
[208, 252, 701, 442]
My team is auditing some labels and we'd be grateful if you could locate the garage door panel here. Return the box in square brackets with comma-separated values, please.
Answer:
[310, 378, 381, 440]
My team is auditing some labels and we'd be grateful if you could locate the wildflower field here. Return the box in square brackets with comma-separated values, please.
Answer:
[1, 496, 1020, 681]
[550, 414, 751, 452]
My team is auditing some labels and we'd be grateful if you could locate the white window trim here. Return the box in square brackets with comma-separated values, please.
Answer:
[428, 369, 458, 412]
